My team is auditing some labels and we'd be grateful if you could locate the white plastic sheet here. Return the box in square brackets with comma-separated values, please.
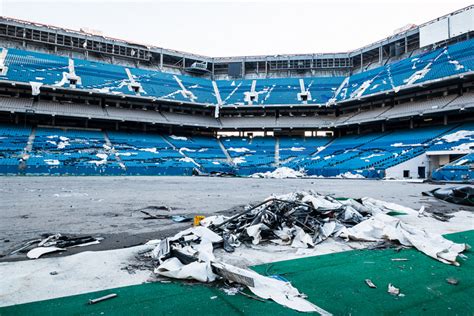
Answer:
[340, 213, 466, 265]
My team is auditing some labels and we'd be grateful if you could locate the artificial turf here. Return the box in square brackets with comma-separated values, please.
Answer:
[1, 230, 472, 316]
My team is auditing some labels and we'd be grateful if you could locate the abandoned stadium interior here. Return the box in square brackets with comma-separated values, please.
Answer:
[1, 2, 474, 315]
[0, 6, 473, 181]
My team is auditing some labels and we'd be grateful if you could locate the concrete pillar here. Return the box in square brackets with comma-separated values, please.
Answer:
[115, 122, 119, 131]
[381, 123, 385, 132]
[410, 119, 414, 129]
[444, 115, 448, 125]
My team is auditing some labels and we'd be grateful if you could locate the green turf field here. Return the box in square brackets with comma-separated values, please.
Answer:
[1, 230, 472, 316]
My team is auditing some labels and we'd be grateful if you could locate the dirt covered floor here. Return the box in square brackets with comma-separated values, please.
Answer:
[0, 176, 472, 260]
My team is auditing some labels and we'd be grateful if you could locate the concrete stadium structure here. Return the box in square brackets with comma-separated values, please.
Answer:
[0, 6, 472, 180]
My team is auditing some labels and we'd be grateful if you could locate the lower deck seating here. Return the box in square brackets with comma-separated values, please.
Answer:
[0, 123, 472, 179]
[107, 131, 195, 176]
[26, 127, 122, 175]
[0, 124, 31, 174]
[428, 122, 474, 152]
[220, 137, 276, 175]
[285, 124, 464, 178]
[164, 135, 233, 173]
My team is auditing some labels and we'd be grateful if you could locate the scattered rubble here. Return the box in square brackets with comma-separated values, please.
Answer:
[250, 167, 306, 179]
[139, 191, 468, 313]
[6, 234, 103, 259]
[365, 279, 377, 288]
[140, 210, 192, 222]
[387, 283, 401, 296]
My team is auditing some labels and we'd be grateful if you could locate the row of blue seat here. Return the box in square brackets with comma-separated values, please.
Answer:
[0, 123, 471, 178]
[1, 38, 473, 106]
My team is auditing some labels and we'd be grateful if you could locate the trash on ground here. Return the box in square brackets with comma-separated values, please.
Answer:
[88, 293, 118, 305]
[142, 191, 467, 313]
[422, 186, 474, 206]
[135, 205, 175, 212]
[150, 225, 327, 313]
[14, 234, 103, 259]
[193, 215, 206, 226]
[172, 215, 192, 223]
[446, 277, 459, 285]
[388, 283, 400, 296]
[27, 246, 63, 259]
[140, 210, 192, 222]
[365, 279, 377, 288]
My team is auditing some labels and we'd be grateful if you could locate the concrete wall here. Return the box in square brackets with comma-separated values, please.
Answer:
[385, 153, 430, 179]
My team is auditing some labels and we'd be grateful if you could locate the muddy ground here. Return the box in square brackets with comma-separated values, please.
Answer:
[0, 176, 471, 260]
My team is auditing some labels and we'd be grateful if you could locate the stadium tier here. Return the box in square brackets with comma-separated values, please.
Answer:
[432, 153, 474, 181]
[0, 37, 473, 107]
[0, 122, 471, 179]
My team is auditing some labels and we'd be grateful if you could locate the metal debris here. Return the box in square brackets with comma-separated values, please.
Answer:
[365, 279, 377, 288]
[140, 210, 191, 222]
[10, 234, 103, 259]
[143, 191, 467, 313]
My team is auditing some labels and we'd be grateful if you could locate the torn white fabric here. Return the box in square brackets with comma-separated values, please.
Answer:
[155, 257, 217, 282]
[212, 261, 329, 314]
[171, 226, 223, 244]
[291, 226, 314, 248]
[340, 213, 466, 265]
[199, 215, 229, 227]
[30, 82, 43, 96]
[246, 224, 269, 245]
[362, 197, 418, 216]
[301, 194, 341, 210]
[314, 221, 337, 244]
[27, 246, 63, 259]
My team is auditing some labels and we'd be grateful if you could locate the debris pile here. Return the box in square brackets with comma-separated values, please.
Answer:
[146, 191, 468, 313]
[6, 234, 102, 259]
[250, 167, 306, 179]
